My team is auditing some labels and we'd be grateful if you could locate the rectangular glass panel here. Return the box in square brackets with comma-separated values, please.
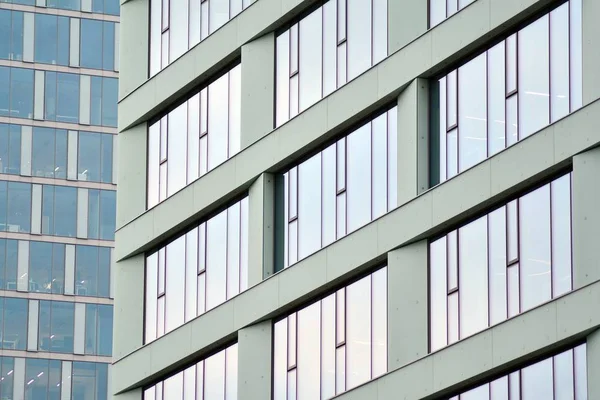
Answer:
[336, 192, 346, 239]
[289, 73, 299, 119]
[321, 295, 335, 399]
[226, 203, 240, 298]
[289, 24, 298, 75]
[346, 124, 371, 233]
[287, 368, 297, 400]
[458, 217, 488, 339]
[346, 275, 371, 389]
[206, 210, 227, 310]
[372, 114, 387, 219]
[519, 185, 551, 312]
[297, 303, 320, 399]
[550, 4, 570, 123]
[446, 0, 457, 17]
[507, 263, 519, 318]
[447, 127, 458, 178]
[488, 208, 507, 326]
[387, 109, 398, 209]
[574, 343, 587, 400]
[347, 0, 371, 80]
[518, 16, 550, 139]
[430, 237, 447, 352]
[207, 73, 229, 169]
[570, 0, 582, 111]
[165, 236, 185, 334]
[446, 70, 457, 129]
[157, 295, 165, 337]
[323, 1, 337, 97]
[490, 376, 508, 400]
[336, 139, 346, 192]
[322, 145, 336, 247]
[554, 349, 575, 400]
[488, 42, 506, 156]
[552, 174, 572, 297]
[298, 8, 323, 112]
[336, 288, 345, 346]
[187, 94, 200, 183]
[159, 162, 167, 202]
[335, 345, 345, 395]
[430, 0, 445, 28]
[447, 230, 457, 292]
[185, 230, 198, 322]
[507, 199, 518, 262]
[298, 154, 322, 260]
[337, 42, 347, 86]
[509, 372, 521, 400]
[458, 53, 487, 172]
[288, 313, 297, 368]
[337, 0, 346, 42]
[522, 358, 553, 399]
[447, 291, 458, 344]
[204, 350, 225, 400]
[506, 34, 517, 95]
[197, 272, 205, 315]
[288, 219, 298, 265]
[276, 31, 290, 127]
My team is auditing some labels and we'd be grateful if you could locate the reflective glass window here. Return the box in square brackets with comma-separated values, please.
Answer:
[79, 131, 114, 183]
[429, 174, 572, 351]
[0, 239, 18, 291]
[432, 2, 582, 185]
[25, 358, 62, 400]
[0, 10, 24, 61]
[0, 357, 15, 399]
[147, 65, 241, 208]
[38, 300, 75, 353]
[35, 14, 69, 66]
[32, 127, 68, 179]
[145, 198, 248, 343]
[0, 123, 22, 175]
[1, 181, 32, 233]
[42, 184, 77, 237]
[150, 0, 246, 75]
[447, 345, 587, 400]
[0, 297, 27, 350]
[85, 304, 113, 356]
[47, 0, 80, 11]
[30, 241, 66, 294]
[75, 245, 111, 298]
[81, 19, 104, 69]
[88, 189, 116, 240]
[10, 67, 34, 119]
[275, 0, 388, 127]
[144, 344, 238, 400]
[280, 108, 397, 269]
[101, 78, 118, 127]
[72, 362, 109, 400]
[56, 73, 80, 124]
[273, 268, 387, 399]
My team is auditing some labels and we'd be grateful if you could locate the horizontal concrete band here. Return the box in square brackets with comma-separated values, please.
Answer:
[115, 0, 566, 260]
[111, 99, 600, 394]
[118, 0, 323, 124]
[334, 282, 600, 400]
[0, 349, 113, 363]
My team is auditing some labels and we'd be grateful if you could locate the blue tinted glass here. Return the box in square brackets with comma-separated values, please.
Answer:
[35, 14, 58, 64]
[76, 245, 98, 297]
[0, 11, 10, 59]
[0, 240, 4, 288]
[47, 0, 80, 11]
[73, 362, 108, 400]
[100, 190, 115, 240]
[7, 181, 30, 232]
[54, 185, 77, 237]
[96, 363, 109, 399]
[3, 297, 27, 350]
[52, 243, 65, 294]
[38, 300, 51, 350]
[91, 77, 102, 126]
[101, 134, 113, 183]
[25, 358, 49, 399]
[32, 127, 56, 178]
[12, 0, 35, 6]
[92, 0, 104, 13]
[0, 181, 7, 229]
[8, 125, 21, 175]
[10, 68, 33, 119]
[57, 16, 70, 66]
[88, 189, 99, 239]
[11, 11, 24, 61]
[81, 19, 103, 69]
[97, 305, 113, 356]
[0, 357, 14, 399]
[105, 0, 119, 15]
[85, 304, 97, 354]
[42, 185, 55, 235]
[0, 67, 10, 117]
[4, 240, 17, 290]
[45, 71, 57, 121]
[51, 301, 74, 353]
[0, 125, 7, 173]
[102, 78, 117, 127]
[30, 241, 54, 293]
[78, 131, 101, 182]
[102, 22, 115, 70]
[56, 73, 79, 123]
[98, 247, 110, 297]
[55, 129, 68, 179]
[48, 360, 62, 399]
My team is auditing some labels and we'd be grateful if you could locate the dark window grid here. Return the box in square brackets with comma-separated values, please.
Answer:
[440, 177, 573, 344]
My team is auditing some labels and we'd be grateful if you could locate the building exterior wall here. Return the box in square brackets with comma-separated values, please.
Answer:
[115, 0, 600, 399]
[0, 0, 118, 398]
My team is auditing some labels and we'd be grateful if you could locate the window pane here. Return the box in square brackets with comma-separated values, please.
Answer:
[8, 181, 31, 233]
[298, 8, 323, 112]
[35, 14, 58, 64]
[11, 67, 34, 119]
[30, 241, 53, 293]
[297, 303, 320, 399]
[3, 297, 27, 350]
[552, 174, 572, 297]
[550, 4, 570, 122]
[298, 154, 322, 260]
[51, 301, 75, 353]
[97, 305, 113, 356]
[206, 210, 227, 310]
[76, 245, 99, 297]
[518, 16, 549, 139]
[91, 76, 103, 126]
[86, 303, 98, 354]
[102, 78, 118, 127]
[522, 358, 553, 399]
[165, 236, 185, 334]
[99, 190, 116, 240]
[102, 21, 115, 70]
[78, 131, 102, 182]
[346, 275, 371, 390]
[347, 0, 372, 80]
[0, 11, 11, 60]
[346, 124, 371, 233]
[54, 185, 77, 237]
[56, 73, 80, 124]
[81, 19, 103, 69]
[488, 207, 507, 326]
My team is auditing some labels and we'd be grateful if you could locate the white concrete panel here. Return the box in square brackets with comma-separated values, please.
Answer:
[112, 132, 118, 184]
[77, 188, 89, 238]
[61, 362, 72, 400]
[34, 70, 45, 120]
[70, 18, 80, 67]
[20, 125, 32, 176]
[238, 321, 273, 400]
[81, 0, 91, 12]
[64, 244, 75, 295]
[23, 13, 34, 63]
[13, 357, 25, 399]
[79, 75, 91, 125]
[248, 174, 274, 284]
[27, 300, 39, 351]
[74, 303, 86, 354]
[30, 184, 42, 235]
[17, 240, 29, 292]
[67, 130, 78, 180]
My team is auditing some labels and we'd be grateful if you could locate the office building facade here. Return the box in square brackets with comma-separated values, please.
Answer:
[114, 0, 600, 399]
[0, 0, 118, 397]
